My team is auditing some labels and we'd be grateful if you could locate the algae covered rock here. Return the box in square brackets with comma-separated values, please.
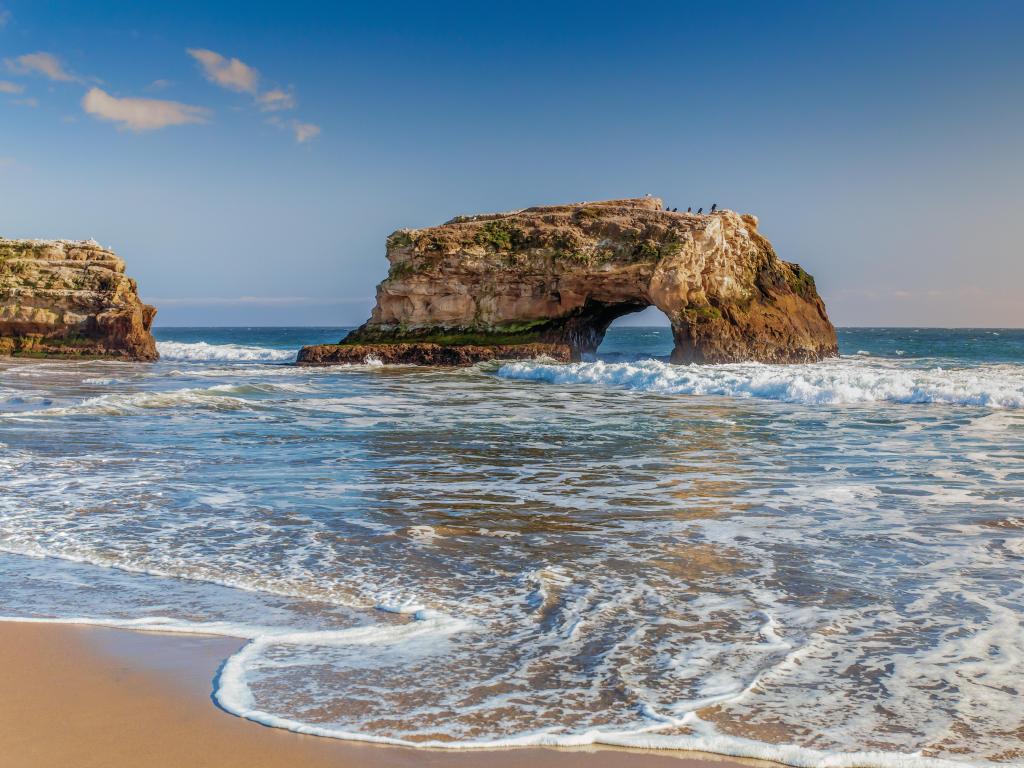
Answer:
[297, 342, 570, 366]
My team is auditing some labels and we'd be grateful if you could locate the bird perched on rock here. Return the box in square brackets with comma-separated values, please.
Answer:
[672, 207, 677, 212]
[711, 203, 718, 213]
[697, 207, 703, 214]
[687, 207, 691, 212]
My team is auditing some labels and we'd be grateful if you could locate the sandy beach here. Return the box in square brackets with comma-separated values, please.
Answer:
[0, 621, 758, 768]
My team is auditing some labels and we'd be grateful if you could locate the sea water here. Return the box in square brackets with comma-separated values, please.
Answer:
[1, 327, 1022, 766]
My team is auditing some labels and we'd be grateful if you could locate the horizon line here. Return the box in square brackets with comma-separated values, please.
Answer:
[151, 324, 1024, 330]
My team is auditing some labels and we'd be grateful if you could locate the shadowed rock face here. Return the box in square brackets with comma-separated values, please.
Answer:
[306, 197, 837, 365]
[0, 238, 157, 360]
[298, 342, 570, 367]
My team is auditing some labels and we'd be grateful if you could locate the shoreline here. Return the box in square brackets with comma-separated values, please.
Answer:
[0, 620, 762, 768]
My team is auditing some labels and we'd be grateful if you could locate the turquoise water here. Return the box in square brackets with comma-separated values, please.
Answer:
[606, 326, 1024, 365]
[1, 327, 1022, 766]
[153, 325, 1024, 364]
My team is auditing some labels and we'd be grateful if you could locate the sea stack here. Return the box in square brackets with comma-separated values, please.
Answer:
[299, 197, 837, 366]
[0, 238, 158, 360]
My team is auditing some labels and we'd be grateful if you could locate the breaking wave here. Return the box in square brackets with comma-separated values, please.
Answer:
[157, 340, 296, 363]
[496, 358, 1024, 408]
[3, 384, 266, 417]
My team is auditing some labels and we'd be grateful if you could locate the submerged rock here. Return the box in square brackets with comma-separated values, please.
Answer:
[303, 197, 837, 365]
[0, 238, 157, 360]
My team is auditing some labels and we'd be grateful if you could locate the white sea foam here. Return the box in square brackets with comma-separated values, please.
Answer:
[3, 385, 260, 417]
[407, 524, 442, 544]
[202, 695, 993, 768]
[496, 358, 1024, 408]
[0, 613, 272, 640]
[156, 340, 297, 363]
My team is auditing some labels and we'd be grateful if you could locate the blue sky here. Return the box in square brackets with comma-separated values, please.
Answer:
[2, 0, 1022, 327]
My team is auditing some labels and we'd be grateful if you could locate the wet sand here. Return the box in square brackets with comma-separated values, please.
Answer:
[0, 621, 759, 768]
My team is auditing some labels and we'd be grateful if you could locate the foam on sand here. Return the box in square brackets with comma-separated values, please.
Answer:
[8, 610, 976, 768]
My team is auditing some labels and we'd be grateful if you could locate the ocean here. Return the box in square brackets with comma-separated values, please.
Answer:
[1, 326, 1022, 767]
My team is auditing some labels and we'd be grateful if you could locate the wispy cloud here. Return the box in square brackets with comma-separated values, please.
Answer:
[5, 51, 79, 82]
[257, 87, 295, 112]
[82, 87, 209, 132]
[0, 79, 24, 94]
[292, 120, 320, 143]
[0, 9, 10, 28]
[267, 115, 321, 143]
[185, 47, 317, 142]
[13, 96, 38, 107]
[187, 48, 259, 94]
[145, 79, 174, 92]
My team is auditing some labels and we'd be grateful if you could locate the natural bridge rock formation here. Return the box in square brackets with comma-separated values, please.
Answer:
[0, 238, 157, 360]
[299, 197, 837, 366]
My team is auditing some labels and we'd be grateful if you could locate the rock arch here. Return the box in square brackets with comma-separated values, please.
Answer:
[299, 198, 837, 366]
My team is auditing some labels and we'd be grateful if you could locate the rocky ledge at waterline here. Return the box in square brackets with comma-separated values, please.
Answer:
[298, 342, 571, 366]
[0, 238, 157, 360]
[298, 197, 838, 366]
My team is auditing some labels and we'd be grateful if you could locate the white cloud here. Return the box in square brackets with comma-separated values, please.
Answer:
[186, 48, 317, 143]
[5, 51, 79, 82]
[82, 87, 210, 132]
[146, 79, 174, 91]
[267, 115, 321, 144]
[0, 79, 23, 93]
[292, 121, 320, 143]
[257, 87, 295, 112]
[187, 48, 259, 94]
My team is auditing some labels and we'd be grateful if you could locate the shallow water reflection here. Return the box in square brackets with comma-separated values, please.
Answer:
[1, 328, 1023, 764]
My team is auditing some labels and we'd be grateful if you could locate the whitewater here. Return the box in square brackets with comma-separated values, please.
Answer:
[1, 326, 1023, 767]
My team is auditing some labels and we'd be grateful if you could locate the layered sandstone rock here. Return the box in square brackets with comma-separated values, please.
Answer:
[0, 238, 157, 360]
[303, 197, 837, 365]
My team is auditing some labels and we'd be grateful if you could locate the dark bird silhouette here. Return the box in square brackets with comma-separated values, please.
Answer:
[711, 203, 717, 213]
[697, 207, 703, 214]
[687, 207, 691, 212]
[672, 207, 677, 212]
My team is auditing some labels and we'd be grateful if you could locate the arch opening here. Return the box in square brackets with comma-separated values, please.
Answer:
[593, 304, 675, 361]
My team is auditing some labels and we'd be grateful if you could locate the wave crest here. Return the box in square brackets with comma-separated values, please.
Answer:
[496, 359, 1024, 408]
[157, 341, 296, 363]
[10, 385, 259, 417]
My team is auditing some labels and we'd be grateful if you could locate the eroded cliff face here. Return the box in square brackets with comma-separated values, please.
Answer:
[0, 238, 157, 360]
[303, 197, 837, 365]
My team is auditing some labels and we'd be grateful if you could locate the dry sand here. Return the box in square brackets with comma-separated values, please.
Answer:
[0, 621, 761, 768]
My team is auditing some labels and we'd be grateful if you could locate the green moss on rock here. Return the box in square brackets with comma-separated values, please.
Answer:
[344, 318, 554, 347]
[785, 264, 817, 298]
[387, 230, 414, 249]
[475, 220, 528, 251]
